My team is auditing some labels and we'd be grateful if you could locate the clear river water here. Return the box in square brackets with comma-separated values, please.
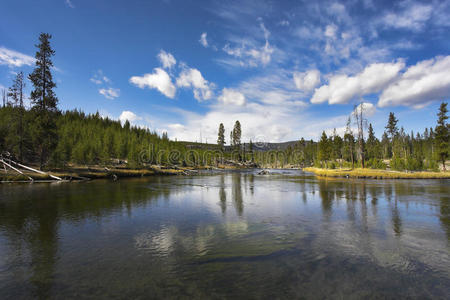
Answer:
[0, 169, 449, 299]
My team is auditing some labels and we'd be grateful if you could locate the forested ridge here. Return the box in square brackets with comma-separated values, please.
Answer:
[0, 106, 224, 169]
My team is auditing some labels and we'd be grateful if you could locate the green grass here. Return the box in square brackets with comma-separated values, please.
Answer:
[303, 167, 450, 179]
[0, 165, 190, 182]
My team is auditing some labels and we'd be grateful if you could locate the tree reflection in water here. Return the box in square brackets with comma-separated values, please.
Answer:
[0, 173, 449, 299]
[219, 174, 227, 215]
[232, 173, 243, 216]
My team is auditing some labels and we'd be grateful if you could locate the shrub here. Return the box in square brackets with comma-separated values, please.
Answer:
[425, 159, 439, 172]
[405, 157, 423, 171]
[366, 158, 387, 169]
[342, 161, 354, 169]
[391, 157, 406, 171]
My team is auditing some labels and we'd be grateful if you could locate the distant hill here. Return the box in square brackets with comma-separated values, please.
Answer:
[178, 140, 306, 151]
[240, 141, 300, 151]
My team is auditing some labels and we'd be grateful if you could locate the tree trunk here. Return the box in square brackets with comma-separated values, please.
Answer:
[351, 150, 354, 169]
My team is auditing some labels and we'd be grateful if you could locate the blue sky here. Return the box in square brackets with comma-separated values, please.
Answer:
[1, 0, 449, 143]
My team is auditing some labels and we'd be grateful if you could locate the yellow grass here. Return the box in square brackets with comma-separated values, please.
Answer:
[303, 167, 450, 179]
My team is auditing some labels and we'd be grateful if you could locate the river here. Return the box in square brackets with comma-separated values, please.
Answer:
[0, 169, 449, 298]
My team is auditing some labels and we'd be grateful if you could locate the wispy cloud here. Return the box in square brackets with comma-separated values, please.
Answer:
[380, 3, 432, 31]
[90, 70, 119, 99]
[65, 0, 75, 8]
[278, 20, 289, 26]
[199, 32, 208, 48]
[0, 47, 35, 67]
[221, 21, 274, 68]
[99, 88, 120, 99]
[90, 70, 110, 85]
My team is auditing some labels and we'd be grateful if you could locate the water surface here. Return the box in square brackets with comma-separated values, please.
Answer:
[0, 170, 449, 299]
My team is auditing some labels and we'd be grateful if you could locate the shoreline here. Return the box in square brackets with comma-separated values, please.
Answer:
[0, 166, 200, 183]
[3, 165, 450, 182]
[303, 167, 450, 179]
[0, 164, 260, 183]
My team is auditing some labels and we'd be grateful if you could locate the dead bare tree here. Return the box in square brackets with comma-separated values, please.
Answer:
[354, 102, 368, 168]
[1, 88, 7, 107]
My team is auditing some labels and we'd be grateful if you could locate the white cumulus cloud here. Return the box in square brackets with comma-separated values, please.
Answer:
[157, 50, 176, 69]
[176, 67, 214, 101]
[311, 61, 405, 104]
[130, 68, 176, 99]
[119, 111, 142, 123]
[293, 69, 321, 91]
[99, 88, 120, 99]
[0, 47, 35, 67]
[218, 88, 246, 106]
[199, 32, 208, 47]
[378, 55, 450, 108]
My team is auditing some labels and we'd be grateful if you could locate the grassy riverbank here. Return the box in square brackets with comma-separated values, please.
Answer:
[303, 167, 450, 179]
[0, 161, 260, 182]
[0, 165, 194, 182]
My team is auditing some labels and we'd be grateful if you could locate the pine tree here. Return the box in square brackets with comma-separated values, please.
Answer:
[385, 112, 399, 140]
[435, 102, 449, 171]
[330, 128, 342, 166]
[7, 72, 27, 161]
[249, 139, 254, 162]
[29, 33, 58, 112]
[217, 123, 225, 149]
[28, 33, 59, 168]
[8, 72, 25, 107]
[318, 131, 331, 168]
[366, 123, 377, 159]
[232, 120, 241, 160]
[232, 121, 241, 146]
[385, 112, 399, 159]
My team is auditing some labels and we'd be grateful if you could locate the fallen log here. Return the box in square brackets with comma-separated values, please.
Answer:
[9, 160, 62, 181]
[0, 159, 33, 181]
